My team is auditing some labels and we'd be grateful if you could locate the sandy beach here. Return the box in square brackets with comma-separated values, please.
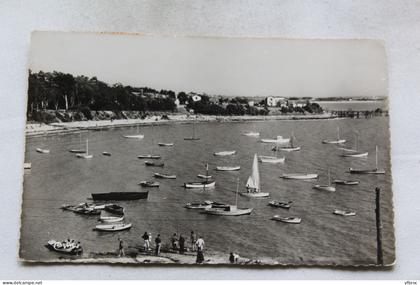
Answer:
[26, 113, 336, 137]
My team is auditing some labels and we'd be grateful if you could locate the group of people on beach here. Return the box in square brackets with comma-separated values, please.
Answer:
[117, 230, 206, 263]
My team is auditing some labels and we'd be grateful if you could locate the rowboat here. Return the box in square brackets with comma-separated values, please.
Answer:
[272, 215, 301, 224]
[184, 180, 216, 189]
[333, 209, 356, 216]
[36, 148, 50, 154]
[95, 223, 132, 232]
[334, 180, 359, 185]
[241, 154, 270, 198]
[102, 152, 111, 156]
[23, 162, 32, 169]
[99, 215, 124, 223]
[138, 155, 161, 159]
[268, 200, 292, 209]
[313, 168, 336, 192]
[69, 149, 85, 153]
[243, 131, 260, 137]
[154, 172, 176, 179]
[197, 174, 212, 179]
[145, 161, 164, 167]
[258, 155, 285, 164]
[276, 132, 301, 152]
[261, 136, 290, 144]
[46, 240, 82, 255]
[184, 200, 225, 210]
[339, 133, 368, 157]
[138, 181, 160, 187]
[214, 150, 236, 156]
[281, 173, 318, 180]
[322, 127, 346, 144]
[91, 191, 149, 201]
[349, 146, 385, 174]
[76, 139, 93, 159]
[216, 166, 241, 171]
[158, 142, 174, 147]
[104, 204, 124, 215]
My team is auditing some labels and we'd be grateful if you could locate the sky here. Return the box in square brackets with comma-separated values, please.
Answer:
[29, 32, 388, 98]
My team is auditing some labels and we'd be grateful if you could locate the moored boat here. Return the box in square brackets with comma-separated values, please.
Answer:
[214, 150, 236, 156]
[102, 152, 111, 156]
[158, 142, 174, 147]
[268, 200, 293, 209]
[276, 132, 301, 152]
[184, 200, 214, 210]
[258, 155, 285, 164]
[261, 136, 290, 144]
[322, 126, 346, 144]
[76, 139, 93, 159]
[138, 181, 160, 187]
[339, 133, 368, 157]
[243, 131, 260, 137]
[91, 191, 149, 200]
[138, 154, 161, 159]
[313, 168, 336, 192]
[123, 125, 144, 139]
[145, 161, 164, 167]
[154, 172, 176, 179]
[23, 162, 32, 169]
[349, 146, 385, 175]
[197, 174, 212, 179]
[281, 173, 318, 180]
[216, 166, 241, 171]
[104, 204, 125, 215]
[333, 209, 356, 216]
[334, 179, 359, 185]
[36, 148, 50, 154]
[241, 154, 270, 198]
[95, 223, 132, 232]
[69, 149, 85, 153]
[271, 215, 301, 224]
[99, 214, 124, 223]
[184, 180, 216, 189]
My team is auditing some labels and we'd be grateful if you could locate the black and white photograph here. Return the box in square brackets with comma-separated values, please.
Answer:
[20, 32, 394, 266]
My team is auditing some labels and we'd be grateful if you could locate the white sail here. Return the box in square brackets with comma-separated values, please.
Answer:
[246, 154, 260, 192]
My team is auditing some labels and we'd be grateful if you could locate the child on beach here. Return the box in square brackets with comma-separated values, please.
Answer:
[118, 237, 125, 257]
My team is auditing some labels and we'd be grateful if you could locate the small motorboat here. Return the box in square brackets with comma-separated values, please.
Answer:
[258, 156, 285, 164]
[95, 223, 132, 232]
[145, 161, 164, 167]
[334, 179, 359, 185]
[203, 205, 253, 216]
[197, 174, 212, 179]
[214, 150, 236, 156]
[138, 154, 161, 159]
[272, 215, 301, 224]
[158, 142, 174, 147]
[123, 134, 144, 139]
[333, 209, 356, 216]
[46, 239, 82, 255]
[104, 204, 124, 215]
[268, 200, 292, 209]
[138, 181, 160, 187]
[184, 200, 214, 210]
[23, 162, 32, 169]
[281, 173, 318, 180]
[216, 166, 241, 171]
[99, 214, 124, 223]
[36, 148, 50, 154]
[154, 172, 176, 179]
[69, 149, 85, 153]
[340, 151, 368, 158]
[243, 131, 260, 137]
[102, 152, 111, 156]
[184, 181, 216, 189]
[261, 136, 290, 144]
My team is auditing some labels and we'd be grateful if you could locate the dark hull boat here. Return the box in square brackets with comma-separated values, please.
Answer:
[145, 161, 164, 167]
[104, 204, 125, 215]
[91, 191, 149, 201]
[69, 149, 86, 154]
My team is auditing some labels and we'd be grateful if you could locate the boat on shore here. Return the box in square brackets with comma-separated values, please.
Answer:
[138, 154, 161, 159]
[281, 173, 318, 180]
[268, 200, 292, 209]
[313, 168, 336, 192]
[154, 172, 176, 179]
[334, 179, 359, 185]
[216, 166, 241, 171]
[241, 154, 270, 198]
[99, 214, 124, 223]
[145, 161, 164, 167]
[261, 136, 290, 144]
[333, 209, 356, 216]
[76, 139, 93, 159]
[138, 181, 160, 187]
[158, 142, 174, 147]
[322, 127, 346, 144]
[349, 146, 385, 174]
[46, 240, 82, 255]
[36, 148, 50, 154]
[272, 215, 301, 224]
[95, 223, 132, 232]
[91, 191, 149, 200]
[214, 150, 236, 156]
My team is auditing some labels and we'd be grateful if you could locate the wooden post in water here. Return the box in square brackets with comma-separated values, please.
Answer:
[375, 187, 383, 265]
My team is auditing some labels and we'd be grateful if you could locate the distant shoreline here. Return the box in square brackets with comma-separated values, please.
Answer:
[25, 113, 339, 137]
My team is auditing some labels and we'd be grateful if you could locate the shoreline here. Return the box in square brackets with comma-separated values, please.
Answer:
[26, 113, 338, 137]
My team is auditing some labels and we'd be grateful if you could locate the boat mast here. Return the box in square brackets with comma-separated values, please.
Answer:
[235, 177, 239, 206]
[375, 145, 378, 170]
[328, 168, 331, 186]
[86, 139, 89, 155]
[205, 163, 209, 183]
[337, 126, 340, 140]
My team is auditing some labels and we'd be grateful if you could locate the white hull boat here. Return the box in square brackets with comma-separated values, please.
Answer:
[36, 148, 50, 154]
[243, 131, 260, 137]
[261, 136, 290, 144]
[154, 172, 176, 179]
[341, 151, 368, 158]
[313, 185, 336, 192]
[99, 215, 124, 223]
[349, 145, 385, 175]
[281, 173, 318, 180]
[278, 146, 301, 152]
[268, 200, 292, 209]
[258, 156, 285, 164]
[46, 240, 82, 255]
[23, 162, 32, 169]
[216, 166, 241, 171]
[214, 150, 236, 156]
[240, 192, 269, 198]
[184, 181, 216, 189]
[242, 154, 270, 198]
[333, 209, 356, 216]
[123, 134, 144, 139]
[272, 215, 301, 224]
[197, 174, 212, 179]
[138, 155, 161, 159]
[95, 223, 132, 232]
[204, 205, 253, 216]
[322, 126, 345, 144]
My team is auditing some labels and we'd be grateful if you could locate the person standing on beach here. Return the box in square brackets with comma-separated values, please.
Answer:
[195, 236, 205, 264]
[142, 232, 150, 252]
[155, 234, 161, 256]
[171, 233, 178, 251]
[118, 237, 125, 257]
[179, 234, 185, 254]
[190, 231, 197, 251]
[148, 232, 153, 250]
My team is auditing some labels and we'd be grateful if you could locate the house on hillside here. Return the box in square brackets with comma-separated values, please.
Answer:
[266, 96, 287, 107]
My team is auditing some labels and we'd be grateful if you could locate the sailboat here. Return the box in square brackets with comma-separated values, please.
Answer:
[123, 124, 144, 139]
[313, 168, 336, 192]
[189, 164, 216, 188]
[184, 117, 200, 140]
[241, 154, 270, 198]
[322, 126, 346, 144]
[204, 178, 253, 216]
[261, 135, 290, 144]
[69, 132, 86, 153]
[243, 123, 260, 137]
[340, 133, 368, 157]
[349, 145, 385, 174]
[76, 139, 93, 159]
[277, 132, 301, 152]
[259, 143, 285, 164]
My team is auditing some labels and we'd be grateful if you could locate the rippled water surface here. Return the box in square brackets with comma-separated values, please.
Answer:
[20, 117, 394, 265]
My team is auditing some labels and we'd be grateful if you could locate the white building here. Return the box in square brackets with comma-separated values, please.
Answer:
[266, 96, 287, 107]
